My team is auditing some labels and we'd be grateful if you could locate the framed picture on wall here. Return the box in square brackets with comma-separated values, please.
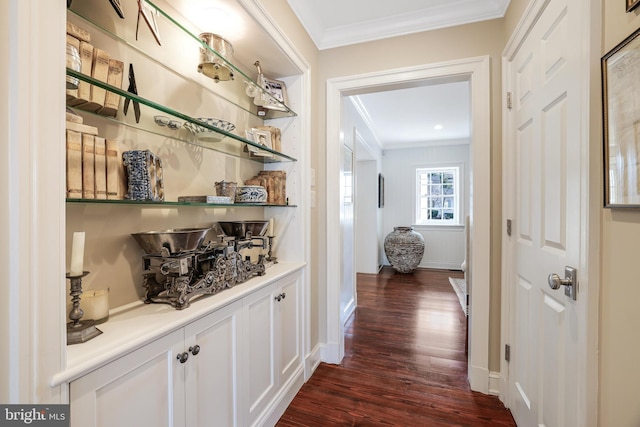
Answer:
[627, 0, 640, 12]
[378, 173, 385, 208]
[602, 26, 640, 207]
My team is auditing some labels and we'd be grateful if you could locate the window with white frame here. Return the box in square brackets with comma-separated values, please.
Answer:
[415, 166, 460, 225]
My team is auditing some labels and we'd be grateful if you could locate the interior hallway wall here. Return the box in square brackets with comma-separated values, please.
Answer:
[318, 18, 505, 371]
[599, 1, 640, 425]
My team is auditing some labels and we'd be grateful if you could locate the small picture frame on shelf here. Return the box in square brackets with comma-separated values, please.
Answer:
[263, 77, 287, 105]
[252, 128, 273, 150]
[245, 128, 274, 158]
[627, 0, 640, 12]
[259, 76, 288, 112]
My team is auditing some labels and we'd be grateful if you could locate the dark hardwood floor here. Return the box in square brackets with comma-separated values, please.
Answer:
[277, 267, 516, 426]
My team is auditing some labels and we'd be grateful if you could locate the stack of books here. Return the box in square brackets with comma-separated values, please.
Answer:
[66, 22, 124, 117]
[66, 112, 125, 200]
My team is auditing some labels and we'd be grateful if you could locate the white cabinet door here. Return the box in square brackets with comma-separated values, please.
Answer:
[244, 271, 303, 427]
[277, 272, 301, 387]
[184, 300, 243, 427]
[243, 284, 278, 426]
[70, 330, 185, 427]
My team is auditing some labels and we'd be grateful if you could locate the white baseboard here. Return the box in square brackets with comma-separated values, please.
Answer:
[304, 344, 322, 380]
[343, 298, 355, 324]
[258, 366, 305, 427]
[468, 364, 490, 394]
[320, 341, 342, 364]
[419, 261, 464, 270]
[488, 371, 502, 396]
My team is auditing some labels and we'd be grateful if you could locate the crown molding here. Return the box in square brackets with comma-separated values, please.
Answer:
[289, 0, 510, 50]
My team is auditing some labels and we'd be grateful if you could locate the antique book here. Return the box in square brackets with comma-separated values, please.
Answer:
[101, 59, 124, 117]
[106, 139, 122, 200]
[65, 111, 83, 124]
[66, 21, 91, 43]
[177, 195, 233, 204]
[94, 137, 107, 199]
[66, 130, 83, 199]
[66, 34, 80, 51]
[82, 134, 95, 199]
[67, 41, 94, 107]
[66, 35, 81, 100]
[65, 120, 98, 135]
[80, 48, 110, 112]
[258, 170, 286, 205]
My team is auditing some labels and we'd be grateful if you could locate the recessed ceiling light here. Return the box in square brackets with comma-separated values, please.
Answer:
[434, 124, 443, 130]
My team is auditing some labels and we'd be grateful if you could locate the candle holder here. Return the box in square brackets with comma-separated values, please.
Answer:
[66, 271, 102, 345]
[266, 236, 278, 263]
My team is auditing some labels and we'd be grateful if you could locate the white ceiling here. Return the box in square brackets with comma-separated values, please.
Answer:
[287, 0, 509, 150]
[350, 79, 470, 150]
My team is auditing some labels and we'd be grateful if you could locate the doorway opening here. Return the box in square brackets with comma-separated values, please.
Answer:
[325, 56, 492, 393]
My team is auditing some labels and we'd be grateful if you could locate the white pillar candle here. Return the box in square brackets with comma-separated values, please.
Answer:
[69, 231, 85, 276]
[267, 218, 274, 236]
[81, 289, 109, 324]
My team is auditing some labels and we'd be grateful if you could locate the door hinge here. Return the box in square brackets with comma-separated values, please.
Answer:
[506, 92, 512, 110]
[505, 344, 511, 362]
[506, 219, 512, 236]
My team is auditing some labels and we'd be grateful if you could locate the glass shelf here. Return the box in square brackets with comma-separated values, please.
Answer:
[67, 69, 297, 163]
[67, 1, 296, 120]
[66, 198, 296, 208]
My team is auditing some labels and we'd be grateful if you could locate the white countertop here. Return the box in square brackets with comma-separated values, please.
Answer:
[52, 261, 305, 386]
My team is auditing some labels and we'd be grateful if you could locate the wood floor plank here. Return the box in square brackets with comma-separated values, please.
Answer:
[277, 267, 516, 426]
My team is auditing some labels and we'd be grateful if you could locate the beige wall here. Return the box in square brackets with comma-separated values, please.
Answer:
[601, 2, 640, 425]
[504, 0, 530, 38]
[318, 20, 506, 371]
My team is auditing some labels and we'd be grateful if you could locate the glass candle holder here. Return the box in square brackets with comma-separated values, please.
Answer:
[80, 288, 110, 324]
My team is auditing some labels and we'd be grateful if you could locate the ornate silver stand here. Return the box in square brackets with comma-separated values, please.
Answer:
[266, 236, 278, 263]
[66, 271, 102, 345]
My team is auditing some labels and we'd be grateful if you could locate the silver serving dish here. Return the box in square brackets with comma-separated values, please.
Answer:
[131, 228, 211, 255]
[218, 221, 268, 238]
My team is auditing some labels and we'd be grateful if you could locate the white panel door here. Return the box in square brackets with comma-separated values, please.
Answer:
[243, 283, 277, 425]
[184, 300, 243, 427]
[70, 330, 185, 427]
[278, 272, 301, 385]
[506, 0, 585, 425]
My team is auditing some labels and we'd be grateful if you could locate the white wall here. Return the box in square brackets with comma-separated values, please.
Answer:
[343, 97, 383, 275]
[355, 160, 380, 273]
[381, 143, 469, 270]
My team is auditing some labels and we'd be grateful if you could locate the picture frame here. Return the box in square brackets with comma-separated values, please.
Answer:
[252, 129, 273, 149]
[602, 26, 640, 207]
[108, 0, 125, 19]
[245, 128, 274, 158]
[627, 0, 640, 12]
[378, 173, 385, 208]
[261, 76, 288, 111]
[137, 0, 162, 46]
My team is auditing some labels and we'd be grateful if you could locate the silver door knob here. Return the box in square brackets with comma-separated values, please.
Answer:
[548, 273, 571, 290]
[547, 266, 577, 300]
